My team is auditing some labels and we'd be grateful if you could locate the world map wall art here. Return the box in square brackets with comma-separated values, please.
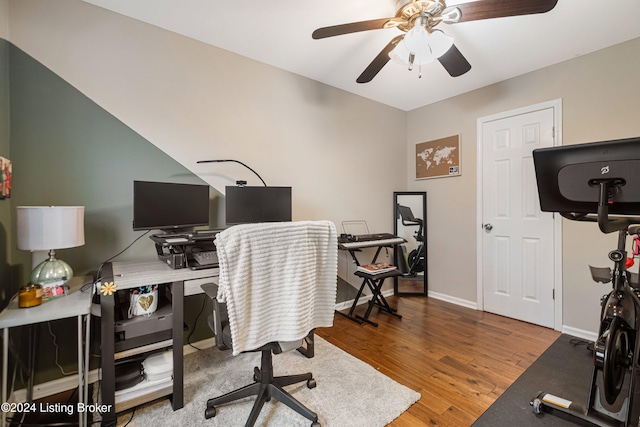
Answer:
[415, 135, 460, 180]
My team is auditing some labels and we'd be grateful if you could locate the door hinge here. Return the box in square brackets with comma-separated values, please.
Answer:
[552, 289, 555, 300]
[552, 126, 555, 138]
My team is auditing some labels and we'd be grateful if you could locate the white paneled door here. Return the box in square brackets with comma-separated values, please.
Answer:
[480, 105, 557, 328]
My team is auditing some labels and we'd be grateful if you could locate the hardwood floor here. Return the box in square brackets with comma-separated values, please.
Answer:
[316, 295, 561, 426]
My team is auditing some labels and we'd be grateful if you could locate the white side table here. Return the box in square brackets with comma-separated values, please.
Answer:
[0, 276, 93, 427]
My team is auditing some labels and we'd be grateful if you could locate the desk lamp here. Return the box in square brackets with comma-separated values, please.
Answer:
[16, 206, 85, 286]
[196, 159, 267, 187]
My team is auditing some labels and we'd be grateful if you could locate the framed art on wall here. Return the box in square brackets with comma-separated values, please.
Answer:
[0, 156, 11, 199]
[415, 135, 460, 180]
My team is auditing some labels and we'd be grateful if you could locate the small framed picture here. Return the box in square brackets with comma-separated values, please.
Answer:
[0, 157, 11, 199]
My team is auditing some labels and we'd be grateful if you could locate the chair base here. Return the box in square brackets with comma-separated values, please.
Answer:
[205, 349, 320, 427]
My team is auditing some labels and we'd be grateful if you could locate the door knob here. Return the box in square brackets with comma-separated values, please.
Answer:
[483, 223, 493, 232]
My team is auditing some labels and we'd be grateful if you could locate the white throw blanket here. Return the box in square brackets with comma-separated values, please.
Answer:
[215, 220, 338, 355]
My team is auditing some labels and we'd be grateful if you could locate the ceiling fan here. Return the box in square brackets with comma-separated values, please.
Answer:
[312, 0, 558, 83]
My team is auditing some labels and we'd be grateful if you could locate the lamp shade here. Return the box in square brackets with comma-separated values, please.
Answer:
[389, 28, 454, 67]
[17, 206, 85, 251]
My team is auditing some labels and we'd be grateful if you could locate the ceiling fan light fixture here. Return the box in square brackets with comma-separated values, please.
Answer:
[403, 25, 433, 57]
[389, 38, 430, 66]
[427, 29, 454, 57]
[388, 27, 453, 71]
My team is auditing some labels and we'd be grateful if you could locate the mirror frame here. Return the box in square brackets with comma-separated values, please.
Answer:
[393, 191, 428, 296]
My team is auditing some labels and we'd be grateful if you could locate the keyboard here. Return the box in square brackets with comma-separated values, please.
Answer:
[352, 233, 397, 242]
[192, 251, 218, 266]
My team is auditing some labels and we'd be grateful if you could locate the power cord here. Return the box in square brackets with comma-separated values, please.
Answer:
[47, 322, 78, 376]
[187, 294, 209, 351]
[121, 407, 136, 427]
[87, 230, 152, 293]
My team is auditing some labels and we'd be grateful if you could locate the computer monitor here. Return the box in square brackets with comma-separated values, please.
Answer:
[533, 137, 640, 215]
[133, 181, 210, 232]
[225, 186, 292, 225]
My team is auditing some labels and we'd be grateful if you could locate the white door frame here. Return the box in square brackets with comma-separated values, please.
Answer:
[476, 99, 564, 331]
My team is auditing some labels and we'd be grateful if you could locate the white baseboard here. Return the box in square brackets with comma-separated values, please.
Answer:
[10, 369, 101, 403]
[334, 289, 395, 311]
[428, 291, 478, 310]
[428, 292, 600, 342]
[10, 338, 217, 403]
[561, 325, 598, 342]
[336, 289, 477, 311]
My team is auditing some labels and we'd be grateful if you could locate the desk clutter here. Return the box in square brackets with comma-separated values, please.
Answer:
[356, 262, 397, 275]
[113, 285, 172, 345]
[150, 229, 221, 270]
[114, 350, 173, 400]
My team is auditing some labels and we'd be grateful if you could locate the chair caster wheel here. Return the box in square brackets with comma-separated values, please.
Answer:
[204, 406, 217, 419]
[307, 378, 317, 389]
[311, 422, 321, 427]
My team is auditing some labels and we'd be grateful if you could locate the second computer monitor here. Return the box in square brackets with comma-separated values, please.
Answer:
[225, 186, 292, 225]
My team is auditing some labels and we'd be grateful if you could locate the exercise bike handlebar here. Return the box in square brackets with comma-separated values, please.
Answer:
[400, 217, 422, 227]
[560, 181, 640, 234]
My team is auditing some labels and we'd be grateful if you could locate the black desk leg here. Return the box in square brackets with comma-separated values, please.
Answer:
[170, 281, 184, 410]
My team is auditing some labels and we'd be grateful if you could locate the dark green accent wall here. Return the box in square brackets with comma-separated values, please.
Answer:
[5, 42, 219, 384]
[0, 39, 11, 307]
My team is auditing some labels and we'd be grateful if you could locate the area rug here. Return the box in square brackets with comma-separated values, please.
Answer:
[117, 336, 420, 426]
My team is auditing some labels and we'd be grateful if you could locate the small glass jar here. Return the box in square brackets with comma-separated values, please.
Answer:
[18, 283, 43, 308]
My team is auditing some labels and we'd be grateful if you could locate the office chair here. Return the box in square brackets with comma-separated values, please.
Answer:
[203, 220, 338, 427]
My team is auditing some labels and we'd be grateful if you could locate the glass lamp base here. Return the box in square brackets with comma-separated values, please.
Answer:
[30, 258, 74, 285]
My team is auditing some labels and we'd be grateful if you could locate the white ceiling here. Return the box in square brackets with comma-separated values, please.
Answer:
[82, 0, 640, 111]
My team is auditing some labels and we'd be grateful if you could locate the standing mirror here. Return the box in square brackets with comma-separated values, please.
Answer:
[393, 191, 427, 296]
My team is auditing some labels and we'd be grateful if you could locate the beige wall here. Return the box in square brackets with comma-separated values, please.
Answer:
[407, 38, 640, 335]
[6, 0, 406, 286]
[0, 0, 7, 40]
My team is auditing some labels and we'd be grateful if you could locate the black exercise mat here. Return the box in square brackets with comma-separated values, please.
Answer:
[473, 334, 595, 426]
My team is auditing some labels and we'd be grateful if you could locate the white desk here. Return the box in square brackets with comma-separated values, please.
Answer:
[0, 276, 93, 427]
[100, 260, 218, 425]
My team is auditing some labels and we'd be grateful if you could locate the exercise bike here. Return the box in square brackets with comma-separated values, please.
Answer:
[397, 204, 425, 276]
[530, 138, 640, 427]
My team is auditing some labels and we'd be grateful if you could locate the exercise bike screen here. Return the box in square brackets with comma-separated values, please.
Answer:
[533, 137, 640, 214]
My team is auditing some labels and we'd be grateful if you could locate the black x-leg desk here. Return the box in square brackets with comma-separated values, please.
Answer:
[338, 236, 404, 326]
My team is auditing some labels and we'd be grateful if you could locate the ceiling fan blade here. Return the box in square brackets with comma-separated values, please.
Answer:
[438, 44, 471, 77]
[455, 0, 558, 23]
[356, 36, 403, 84]
[312, 18, 394, 39]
